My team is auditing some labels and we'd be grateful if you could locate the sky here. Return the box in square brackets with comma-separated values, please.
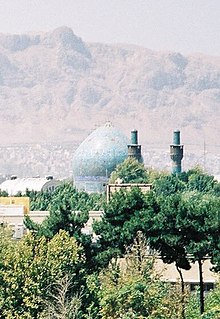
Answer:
[0, 0, 219, 56]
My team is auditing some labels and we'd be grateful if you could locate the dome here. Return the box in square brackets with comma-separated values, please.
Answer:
[72, 123, 129, 192]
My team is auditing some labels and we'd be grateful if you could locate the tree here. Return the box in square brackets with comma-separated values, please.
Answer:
[40, 275, 82, 319]
[142, 191, 220, 315]
[0, 225, 14, 318]
[94, 176, 220, 315]
[93, 187, 150, 268]
[25, 183, 93, 246]
[109, 158, 148, 184]
[25, 182, 104, 273]
[97, 234, 184, 319]
[152, 167, 220, 197]
[28, 182, 101, 213]
[27, 189, 53, 211]
[181, 192, 220, 314]
[184, 167, 219, 194]
[0, 190, 8, 197]
[152, 173, 186, 196]
[0, 230, 84, 318]
[203, 281, 220, 319]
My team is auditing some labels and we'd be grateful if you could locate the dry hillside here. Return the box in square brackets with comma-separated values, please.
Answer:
[0, 27, 219, 177]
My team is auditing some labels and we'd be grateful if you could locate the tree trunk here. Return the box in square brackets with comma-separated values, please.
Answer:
[176, 265, 185, 319]
[198, 259, 204, 314]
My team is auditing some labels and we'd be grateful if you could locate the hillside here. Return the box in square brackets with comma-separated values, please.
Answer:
[0, 26, 219, 177]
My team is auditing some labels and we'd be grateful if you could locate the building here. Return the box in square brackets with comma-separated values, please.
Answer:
[107, 183, 152, 202]
[118, 257, 217, 293]
[0, 207, 49, 239]
[0, 176, 61, 195]
[72, 122, 129, 193]
[0, 196, 30, 213]
[0, 196, 49, 239]
[154, 258, 218, 293]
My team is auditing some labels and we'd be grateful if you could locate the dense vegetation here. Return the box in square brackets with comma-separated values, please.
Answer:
[0, 160, 219, 318]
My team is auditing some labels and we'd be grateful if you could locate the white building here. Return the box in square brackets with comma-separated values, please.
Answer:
[0, 176, 61, 195]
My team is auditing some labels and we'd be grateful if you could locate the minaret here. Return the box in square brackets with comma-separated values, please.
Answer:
[127, 129, 143, 162]
[170, 130, 184, 173]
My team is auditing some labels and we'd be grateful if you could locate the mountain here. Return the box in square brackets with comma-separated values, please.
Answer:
[0, 26, 219, 177]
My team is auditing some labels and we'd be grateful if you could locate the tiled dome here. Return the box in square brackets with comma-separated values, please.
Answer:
[72, 122, 128, 192]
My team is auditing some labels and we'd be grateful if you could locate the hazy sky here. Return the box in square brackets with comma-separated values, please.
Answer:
[0, 0, 219, 55]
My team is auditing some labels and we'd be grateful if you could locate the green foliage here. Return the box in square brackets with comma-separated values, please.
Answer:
[84, 273, 102, 319]
[25, 182, 102, 244]
[141, 193, 190, 270]
[0, 230, 84, 319]
[29, 182, 103, 213]
[153, 173, 186, 195]
[145, 167, 168, 184]
[143, 191, 219, 268]
[97, 236, 183, 319]
[180, 192, 219, 260]
[202, 282, 220, 319]
[185, 290, 201, 319]
[28, 189, 53, 211]
[144, 190, 219, 314]
[211, 235, 220, 273]
[109, 158, 149, 184]
[185, 282, 220, 319]
[93, 187, 150, 267]
[184, 167, 218, 194]
[94, 168, 220, 315]
[94, 176, 220, 270]
[152, 167, 220, 197]
[1, 167, 219, 317]
[25, 182, 105, 277]
[0, 225, 14, 317]
[0, 190, 8, 196]
[0, 225, 14, 251]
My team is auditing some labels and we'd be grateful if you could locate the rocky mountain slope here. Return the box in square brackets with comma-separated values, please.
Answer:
[0, 26, 219, 177]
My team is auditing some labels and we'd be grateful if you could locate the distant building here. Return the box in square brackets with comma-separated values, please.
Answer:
[0, 196, 30, 214]
[107, 183, 152, 202]
[154, 258, 217, 292]
[0, 207, 49, 239]
[119, 257, 217, 293]
[0, 176, 61, 195]
[0, 197, 49, 239]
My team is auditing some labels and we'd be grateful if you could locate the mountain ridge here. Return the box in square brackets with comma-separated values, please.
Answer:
[0, 26, 219, 176]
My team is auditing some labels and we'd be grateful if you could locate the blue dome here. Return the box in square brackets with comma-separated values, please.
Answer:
[73, 123, 128, 192]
